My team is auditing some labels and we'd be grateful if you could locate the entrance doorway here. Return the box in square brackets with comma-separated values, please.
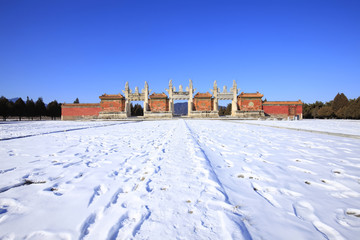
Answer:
[130, 101, 144, 116]
[173, 100, 188, 117]
[218, 100, 232, 116]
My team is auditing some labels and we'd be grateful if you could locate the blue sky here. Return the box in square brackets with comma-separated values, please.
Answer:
[1, 0, 359, 104]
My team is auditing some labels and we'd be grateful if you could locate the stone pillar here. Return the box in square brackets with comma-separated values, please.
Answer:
[123, 82, 131, 117]
[231, 80, 238, 117]
[212, 80, 219, 111]
[144, 81, 149, 112]
[166, 79, 174, 114]
[188, 79, 194, 116]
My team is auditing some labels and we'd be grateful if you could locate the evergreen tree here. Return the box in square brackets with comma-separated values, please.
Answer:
[343, 97, 360, 119]
[35, 97, 46, 120]
[218, 106, 226, 116]
[310, 101, 324, 119]
[74, 98, 80, 104]
[302, 103, 313, 119]
[25, 97, 36, 120]
[47, 100, 60, 120]
[130, 103, 134, 116]
[224, 103, 232, 115]
[56, 102, 62, 118]
[7, 101, 14, 118]
[317, 106, 334, 119]
[0, 96, 10, 121]
[335, 106, 347, 119]
[131, 103, 143, 116]
[134, 104, 143, 116]
[14, 98, 26, 121]
[332, 93, 349, 118]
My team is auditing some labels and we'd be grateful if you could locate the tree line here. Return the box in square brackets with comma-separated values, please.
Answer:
[131, 103, 143, 116]
[1, 93, 359, 120]
[0, 96, 62, 121]
[219, 104, 232, 116]
[303, 93, 360, 119]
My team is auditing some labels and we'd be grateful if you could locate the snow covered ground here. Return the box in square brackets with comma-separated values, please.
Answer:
[240, 119, 360, 136]
[0, 121, 119, 140]
[0, 120, 359, 239]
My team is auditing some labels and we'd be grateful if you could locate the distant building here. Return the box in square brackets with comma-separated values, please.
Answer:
[61, 80, 302, 120]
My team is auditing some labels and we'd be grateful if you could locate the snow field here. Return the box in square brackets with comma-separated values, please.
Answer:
[240, 119, 360, 136]
[0, 121, 119, 140]
[0, 120, 359, 239]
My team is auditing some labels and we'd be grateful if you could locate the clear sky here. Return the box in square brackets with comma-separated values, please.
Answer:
[1, 0, 359, 104]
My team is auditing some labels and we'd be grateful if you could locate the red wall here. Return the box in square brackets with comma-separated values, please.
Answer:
[149, 98, 169, 112]
[238, 98, 263, 111]
[100, 100, 125, 112]
[62, 104, 101, 120]
[263, 104, 303, 117]
[193, 98, 213, 111]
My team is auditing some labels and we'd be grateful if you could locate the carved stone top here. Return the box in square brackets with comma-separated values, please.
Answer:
[223, 86, 228, 93]
[179, 85, 183, 92]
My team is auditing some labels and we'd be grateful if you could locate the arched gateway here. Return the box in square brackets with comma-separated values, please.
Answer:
[61, 80, 303, 120]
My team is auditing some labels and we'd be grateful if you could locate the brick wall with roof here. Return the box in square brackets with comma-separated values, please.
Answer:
[193, 92, 213, 111]
[61, 104, 101, 120]
[263, 100, 303, 118]
[149, 93, 169, 112]
[99, 94, 125, 112]
[237, 92, 263, 111]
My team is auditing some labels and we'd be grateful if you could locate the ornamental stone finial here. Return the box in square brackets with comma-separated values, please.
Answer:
[179, 85, 183, 92]
[223, 86, 227, 93]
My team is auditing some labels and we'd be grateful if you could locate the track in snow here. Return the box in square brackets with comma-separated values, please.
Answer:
[0, 120, 359, 239]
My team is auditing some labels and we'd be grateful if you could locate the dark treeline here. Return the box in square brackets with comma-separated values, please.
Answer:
[0, 96, 62, 121]
[303, 93, 360, 119]
[130, 103, 143, 116]
[219, 103, 232, 116]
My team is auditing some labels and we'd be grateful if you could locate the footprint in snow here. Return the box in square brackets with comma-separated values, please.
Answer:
[105, 188, 124, 209]
[88, 184, 108, 206]
[107, 206, 151, 240]
[293, 201, 344, 240]
[0, 167, 16, 174]
[346, 208, 360, 218]
[251, 182, 281, 208]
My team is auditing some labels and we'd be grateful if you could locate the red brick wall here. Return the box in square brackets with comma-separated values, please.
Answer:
[61, 104, 101, 120]
[193, 98, 213, 111]
[100, 99, 125, 112]
[263, 104, 303, 117]
[149, 98, 169, 112]
[238, 97, 263, 111]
